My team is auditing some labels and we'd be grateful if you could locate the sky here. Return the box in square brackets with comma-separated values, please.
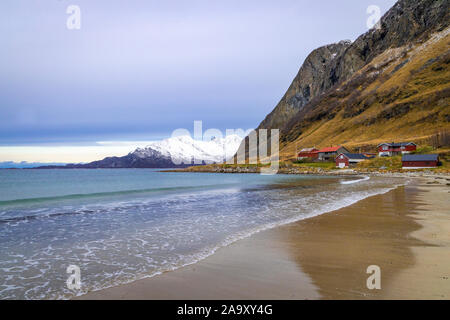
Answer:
[0, 0, 396, 163]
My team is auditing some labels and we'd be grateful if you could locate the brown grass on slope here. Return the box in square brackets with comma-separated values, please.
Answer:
[279, 28, 450, 160]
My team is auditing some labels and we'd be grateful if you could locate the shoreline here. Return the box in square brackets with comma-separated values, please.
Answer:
[78, 176, 450, 299]
[161, 165, 450, 177]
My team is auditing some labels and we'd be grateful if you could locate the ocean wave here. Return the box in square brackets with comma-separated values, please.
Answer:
[340, 176, 370, 184]
[0, 183, 241, 207]
[0, 185, 244, 225]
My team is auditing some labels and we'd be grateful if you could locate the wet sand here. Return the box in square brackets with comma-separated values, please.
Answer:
[80, 178, 450, 299]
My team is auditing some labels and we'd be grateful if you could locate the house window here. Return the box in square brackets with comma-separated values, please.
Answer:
[382, 146, 388, 150]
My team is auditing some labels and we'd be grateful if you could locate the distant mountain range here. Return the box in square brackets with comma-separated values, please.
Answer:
[0, 161, 68, 169]
[34, 135, 243, 169]
[240, 0, 450, 160]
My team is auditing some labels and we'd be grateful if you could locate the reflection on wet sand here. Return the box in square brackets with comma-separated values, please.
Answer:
[279, 185, 428, 299]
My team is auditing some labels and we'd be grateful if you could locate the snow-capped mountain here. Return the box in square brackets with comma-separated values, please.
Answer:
[132, 134, 243, 165]
[40, 134, 243, 169]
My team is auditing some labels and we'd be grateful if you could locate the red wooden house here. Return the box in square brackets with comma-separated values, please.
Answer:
[297, 148, 319, 160]
[317, 146, 349, 161]
[335, 153, 371, 168]
[377, 142, 416, 156]
[402, 154, 439, 169]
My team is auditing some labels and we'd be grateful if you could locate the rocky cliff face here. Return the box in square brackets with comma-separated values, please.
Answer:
[259, 0, 449, 132]
[322, 0, 450, 93]
[258, 41, 351, 130]
[241, 0, 449, 161]
[280, 26, 449, 153]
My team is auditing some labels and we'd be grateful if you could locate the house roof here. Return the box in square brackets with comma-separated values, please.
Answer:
[299, 148, 318, 152]
[377, 142, 416, 147]
[339, 153, 369, 160]
[363, 153, 377, 157]
[402, 154, 438, 161]
[318, 146, 345, 153]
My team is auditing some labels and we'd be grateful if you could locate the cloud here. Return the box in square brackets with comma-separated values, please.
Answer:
[0, 0, 397, 150]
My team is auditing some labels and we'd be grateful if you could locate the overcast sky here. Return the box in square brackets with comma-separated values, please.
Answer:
[0, 0, 396, 162]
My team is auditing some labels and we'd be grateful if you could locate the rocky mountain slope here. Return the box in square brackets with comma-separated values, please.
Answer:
[242, 0, 449, 161]
[280, 27, 449, 157]
[258, 41, 351, 130]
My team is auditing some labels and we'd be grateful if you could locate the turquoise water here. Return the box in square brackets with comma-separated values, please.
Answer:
[0, 169, 404, 299]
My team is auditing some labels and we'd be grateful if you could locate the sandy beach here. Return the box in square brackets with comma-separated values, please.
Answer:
[79, 176, 450, 300]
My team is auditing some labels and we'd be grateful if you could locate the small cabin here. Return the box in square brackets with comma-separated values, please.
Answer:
[317, 146, 349, 161]
[336, 153, 370, 168]
[378, 142, 416, 156]
[402, 154, 439, 169]
[297, 148, 319, 160]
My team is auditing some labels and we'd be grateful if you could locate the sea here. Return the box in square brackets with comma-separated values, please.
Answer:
[0, 169, 405, 299]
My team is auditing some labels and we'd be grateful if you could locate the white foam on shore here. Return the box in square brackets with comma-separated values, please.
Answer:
[340, 176, 370, 184]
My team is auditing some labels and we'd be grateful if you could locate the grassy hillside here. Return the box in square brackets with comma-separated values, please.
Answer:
[278, 28, 450, 160]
